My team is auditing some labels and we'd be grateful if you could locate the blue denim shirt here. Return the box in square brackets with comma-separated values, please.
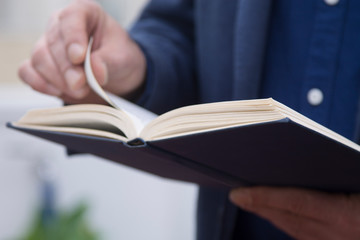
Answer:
[262, 0, 360, 140]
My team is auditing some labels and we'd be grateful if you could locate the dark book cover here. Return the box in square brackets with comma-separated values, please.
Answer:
[7, 118, 360, 192]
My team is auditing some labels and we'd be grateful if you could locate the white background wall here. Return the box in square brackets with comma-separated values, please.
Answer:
[0, 1, 198, 239]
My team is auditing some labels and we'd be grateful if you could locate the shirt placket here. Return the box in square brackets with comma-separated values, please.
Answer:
[300, 0, 348, 126]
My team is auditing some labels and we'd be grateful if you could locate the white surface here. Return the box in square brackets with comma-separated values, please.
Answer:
[0, 86, 197, 240]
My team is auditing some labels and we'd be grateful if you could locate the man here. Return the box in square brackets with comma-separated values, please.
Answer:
[18, 0, 360, 239]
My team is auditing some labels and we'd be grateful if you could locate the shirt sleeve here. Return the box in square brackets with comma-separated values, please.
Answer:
[129, 0, 198, 115]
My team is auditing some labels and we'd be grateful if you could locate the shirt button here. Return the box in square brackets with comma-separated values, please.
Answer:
[324, 0, 339, 6]
[307, 88, 324, 106]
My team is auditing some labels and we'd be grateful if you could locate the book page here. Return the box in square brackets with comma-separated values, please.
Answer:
[84, 38, 118, 109]
[140, 98, 285, 140]
[84, 37, 157, 135]
[106, 92, 157, 135]
[272, 100, 360, 152]
[15, 104, 138, 140]
[140, 98, 360, 153]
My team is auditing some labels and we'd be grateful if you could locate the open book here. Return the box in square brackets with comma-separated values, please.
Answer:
[10, 98, 360, 150]
[8, 38, 360, 192]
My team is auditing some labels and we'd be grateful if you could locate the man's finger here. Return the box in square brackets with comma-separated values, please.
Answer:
[244, 206, 344, 240]
[18, 60, 62, 96]
[230, 187, 350, 224]
[31, 36, 66, 91]
[59, 0, 102, 64]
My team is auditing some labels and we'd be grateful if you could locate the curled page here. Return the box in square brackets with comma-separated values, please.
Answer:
[84, 37, 157, 134]
[84, 37, 118, 109]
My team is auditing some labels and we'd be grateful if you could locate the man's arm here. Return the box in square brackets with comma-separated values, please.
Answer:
[130, 0, 197, 114]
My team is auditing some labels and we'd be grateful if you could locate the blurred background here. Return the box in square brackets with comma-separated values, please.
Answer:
[0, 0, 197, 239]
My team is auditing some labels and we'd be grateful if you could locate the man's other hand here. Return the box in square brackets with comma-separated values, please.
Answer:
[230, 186, 360, 240]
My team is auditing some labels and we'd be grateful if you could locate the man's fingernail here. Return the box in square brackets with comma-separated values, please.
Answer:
[229, 189, 252, 206]
[68, 43, 85, 63]
[65, 68, 82, 90]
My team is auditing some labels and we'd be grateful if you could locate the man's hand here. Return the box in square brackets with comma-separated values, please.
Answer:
[18, 0, 146, 103]
[230, 186, 360, 240]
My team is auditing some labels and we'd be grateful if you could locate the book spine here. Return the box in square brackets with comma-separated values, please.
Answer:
[125, 138, 147, 147]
